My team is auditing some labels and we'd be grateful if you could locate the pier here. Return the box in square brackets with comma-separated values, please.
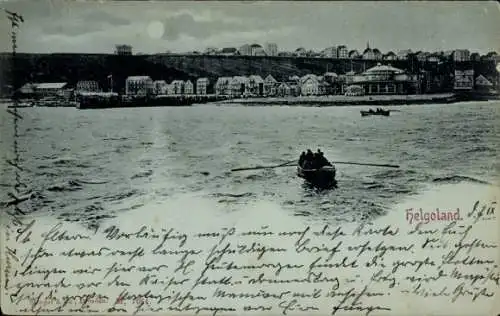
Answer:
[76, 93, 228, 109]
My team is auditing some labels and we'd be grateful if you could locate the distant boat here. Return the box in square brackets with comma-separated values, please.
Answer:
[360, 109, 390, 117]
[297, 165, 337, 189]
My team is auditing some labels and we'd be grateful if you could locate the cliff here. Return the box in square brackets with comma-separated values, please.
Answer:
[0, 53, 498, 95]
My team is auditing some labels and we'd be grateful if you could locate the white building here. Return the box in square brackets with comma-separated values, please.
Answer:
[300, 75, 320, 96]
[264, 75, 278, 96]
[246, 75, 264, 95]
[153, 80, 168, 95]
[215, 77, 232, 95]
[76, 80, 100, 92]
[184, 80, 194, 95]
[196, 78, 209, 95]
[170, 80, 184, 95]
[125, 76, 153, 96]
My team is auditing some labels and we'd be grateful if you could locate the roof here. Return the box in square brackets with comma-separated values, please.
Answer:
[250, 43, 262, 48]
[265, 75, 277, 82]
[364, 63, 404, 74]
[36, 82, 67, 89]
[324, 72, 338, 77]
[475, 75, 493, 86]
[248, 75, 264, 82]
[127, 76, 151, 81]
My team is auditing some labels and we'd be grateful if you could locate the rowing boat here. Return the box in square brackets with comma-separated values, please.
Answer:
[297, 165, 337, 189]
[360, 109, 390, 117]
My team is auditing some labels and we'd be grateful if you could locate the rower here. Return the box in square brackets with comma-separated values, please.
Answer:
[298, 151, 306, 167]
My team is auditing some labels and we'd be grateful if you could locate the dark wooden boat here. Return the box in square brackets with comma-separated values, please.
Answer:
[360, 109, 390, 117]
[297, 165, 337, 189]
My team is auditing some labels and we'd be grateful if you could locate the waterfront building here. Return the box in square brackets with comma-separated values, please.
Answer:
[350, 63, 418, 95]
[196, 78, 209, 95]
[264, 75, 278, 96]
[230, 76, 249, 96]
[184, 80, 194, 95]
[246, 75, 264, 95]
[265, 43, 278, 56]
[337, 45, 349, 59]
[170, 80, 184, 94]
[153, 80, 167, 95]
[300, 74, 320, 96]
[454, 69, 474, 90]
[125, 76, 153, 96]
[239, 44, 252, 56]
[277, 82, 291, 96]
[35, 82, 69, 98]
[453, 49, 470, 62]
[115, 44, 132, 55]
[166, 83, 175, 95]
[475, 75, 495, 92]
[76, 80, 100, 93]
[215, 77, 232, 95]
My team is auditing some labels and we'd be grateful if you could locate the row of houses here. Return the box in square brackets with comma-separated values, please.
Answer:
[195, 42, 499, 63]
[124, 77, 211, 96]
[16, 64, 497, 99]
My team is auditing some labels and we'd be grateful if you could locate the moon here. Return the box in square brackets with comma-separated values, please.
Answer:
[147, 20, 165, 39]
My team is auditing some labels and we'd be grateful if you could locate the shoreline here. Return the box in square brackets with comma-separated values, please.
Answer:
[210, 93, 499, 107]
[2, 93, 499, 108]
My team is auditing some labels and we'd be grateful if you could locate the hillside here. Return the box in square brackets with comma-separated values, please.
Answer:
[0, 53, 497, 95]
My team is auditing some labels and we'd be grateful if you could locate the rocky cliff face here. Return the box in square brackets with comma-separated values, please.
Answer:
[0, 53, 497, 95]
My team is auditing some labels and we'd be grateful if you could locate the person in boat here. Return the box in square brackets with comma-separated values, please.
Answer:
[298, 151, 306, 167]
[303, 149, 314, 169]
[316, 149, 332, 168]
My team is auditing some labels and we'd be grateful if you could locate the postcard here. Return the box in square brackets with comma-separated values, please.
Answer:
[1, 1, 499, 315]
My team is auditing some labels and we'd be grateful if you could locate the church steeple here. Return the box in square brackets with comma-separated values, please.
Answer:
[366, 41, 370, 50]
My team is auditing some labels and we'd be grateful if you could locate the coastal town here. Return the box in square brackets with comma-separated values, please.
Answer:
[7, 42, 500, 108]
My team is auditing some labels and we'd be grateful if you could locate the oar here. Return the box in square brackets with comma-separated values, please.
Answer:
[332, 161, 399, 168]
[231, 159, 296, 172]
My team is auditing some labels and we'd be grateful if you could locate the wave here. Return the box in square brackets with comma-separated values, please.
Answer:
[432, 175, 491, 185]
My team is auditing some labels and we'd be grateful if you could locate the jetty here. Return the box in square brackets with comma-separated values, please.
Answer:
[76, 93, 227, 109]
